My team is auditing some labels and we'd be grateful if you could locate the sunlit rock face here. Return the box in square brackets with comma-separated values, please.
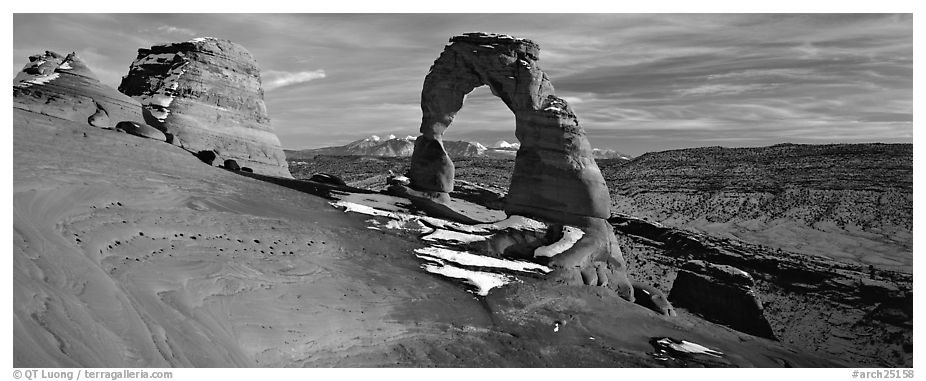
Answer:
[14, 51, 147, 129]
[408, 33, 646, 306]
[119, 37, 291, 178]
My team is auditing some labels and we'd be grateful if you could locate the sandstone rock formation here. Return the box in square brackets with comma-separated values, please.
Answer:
[669, 260, 776, 339]
[13, 51, 147, 129]
[119, 37, 291, 178]
[405, 33, 654, 308]
[409, 33, 610, 224]
[223, 159, 240, 171]
[114, 121, 167, 141]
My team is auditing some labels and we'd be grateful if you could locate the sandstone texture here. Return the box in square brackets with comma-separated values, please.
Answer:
[14, 51, 147, 128]
[669, 260, 776, 339]
[405, 33, 647, 308]
[119, 37, 291, 178]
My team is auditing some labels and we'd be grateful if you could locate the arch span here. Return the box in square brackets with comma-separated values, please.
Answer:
[409, 32, 611, 225]
[403, 33, 679, 312]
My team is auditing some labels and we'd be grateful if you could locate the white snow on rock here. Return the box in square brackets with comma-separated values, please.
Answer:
[487, 216, 547, 231]
[58, 62, 72, 70]
[331, 197, 557, 296]
[415, 246, 551, 274]
[330, 201, 493, 234]
[189, 37, 217, 43]
[15, 72, 60, 88]
[655, 338, 724, 358]
[366, 218, 433, 234]
[535, 226, 585, 258]
[419, 262, 514, 296]
[422, 229, 488, 244]
[133, 53, 190, 123]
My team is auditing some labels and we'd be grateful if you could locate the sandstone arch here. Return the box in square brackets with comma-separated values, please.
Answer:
[409, 32, 611, 225]
[408, 33, 671, 311]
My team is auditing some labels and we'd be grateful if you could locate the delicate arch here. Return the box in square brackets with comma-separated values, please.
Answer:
[409, 32, 611, 225]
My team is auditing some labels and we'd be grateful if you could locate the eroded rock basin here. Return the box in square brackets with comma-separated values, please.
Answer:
[13, 109, 840, 367]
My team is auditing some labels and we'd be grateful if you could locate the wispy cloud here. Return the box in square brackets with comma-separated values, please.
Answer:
[13, 14, 912, 155]
[153, 25, 198, 36]
[262, 70, 327, 91]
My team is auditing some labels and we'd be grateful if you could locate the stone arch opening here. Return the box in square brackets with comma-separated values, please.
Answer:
[408, 32, 611, 226]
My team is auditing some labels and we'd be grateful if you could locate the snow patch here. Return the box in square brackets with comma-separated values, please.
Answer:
[330, 201, 491, 234]
[420, 262, 513, 296]
[58, 62, 72, 70]
[535, 226, 585, 258]
[654, 338, 724, 358]
[415, 247, 551, 274]
[422, 229, 488, 244]
[15, 72, 60, 88]
[488, 216, 547, 231]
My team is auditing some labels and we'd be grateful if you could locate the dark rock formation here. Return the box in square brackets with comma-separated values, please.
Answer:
[405, 33, 651, 309]
[309, 173, 347, 186]
[114, 121, 167, 141]
[669, 260, 776, 339]
[195, 150, 217, 165]
[119, 37, 291, 178]
[14, 51, 148, 129]
[223, 159, 240, 171]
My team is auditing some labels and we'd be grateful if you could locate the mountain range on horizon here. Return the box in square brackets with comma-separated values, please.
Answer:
[286, 134, 634, 160]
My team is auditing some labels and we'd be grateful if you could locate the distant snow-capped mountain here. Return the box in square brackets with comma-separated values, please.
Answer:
[287, 135, 631, 161]
[491, 140, 521, 150]
[288, 135, 487, 158]
[591, 148, 633, 160]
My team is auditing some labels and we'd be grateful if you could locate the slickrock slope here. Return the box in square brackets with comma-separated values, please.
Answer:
[119, 37, 290, 178]
[13, 51, 148, 129]
[14, 109, 838, 367]
[601, 143, 912, 272]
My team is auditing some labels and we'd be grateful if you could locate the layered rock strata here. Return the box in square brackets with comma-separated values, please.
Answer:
[119, 37, 291, 178]
[669, 260, 776, 339]
[13, 51, 147, 128]
[407, 33, 651, 308]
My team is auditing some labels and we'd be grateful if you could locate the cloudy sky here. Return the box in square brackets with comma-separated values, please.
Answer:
[12, 13, 912, 156]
